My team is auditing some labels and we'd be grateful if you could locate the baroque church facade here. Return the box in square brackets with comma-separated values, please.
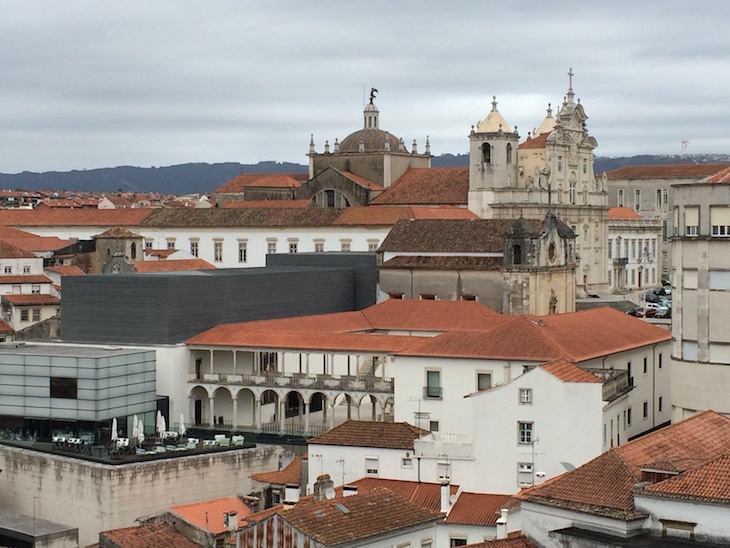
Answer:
[467, 72, 610, 294]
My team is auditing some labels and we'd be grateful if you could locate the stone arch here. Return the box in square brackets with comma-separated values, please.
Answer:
[260, 389, 280, 427]
[190, 385, 209, 426]
[235, 388, 256, 428]
[308, 392, 328, 429]
[357, 394, 379, 421]
[213, 386, 233, 427]
[284, 390, 305, 422]
[481, 143, 491, 164]
[383, 396, 395, 421]
[333, 392, 356, 423]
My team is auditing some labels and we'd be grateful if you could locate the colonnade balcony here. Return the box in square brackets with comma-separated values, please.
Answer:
[186, 371, 393, 394]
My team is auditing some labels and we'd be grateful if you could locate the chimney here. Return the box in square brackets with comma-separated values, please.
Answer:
[313, 474, 335, 502]
[496, 508, 508, 539]
[343, 484, 358, 497]
[440, 481, 451, 513]
[284, 484, 300, 506]
[224, 512, 238, 532]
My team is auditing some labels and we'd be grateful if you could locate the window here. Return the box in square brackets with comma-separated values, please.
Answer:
[214, 241, 223, 262]
[145, 239, 153, 250]
[314, 241, 324, 253]
[22, 265, 30, 274]
[583, 158, 587, 174]
[190, 241, 199, 257]
[166, 239, 176, 250]
[518, 462, 533, 486]
[340, 240, 351, 252]
[608, 239, 613, 259]
[20, 309, 29, 322]
[32, 308, 40, 321]
[518, 422, 533, 444]
[627, 408, 632, 426]
[365, 456, 379, 476]
[388, 292, 404, 299]
[634, 189, 641, 211]
[450, 539, 467, 548]
[325, 189, 336, 208]
[643, 401, 649, 419]
[557, 155, 563, 172]
[429, 420, 439, 432]
[289, 242, 298, 253]
[368, 240, 379, 252]
[461, 294, 477, 301]
[658, 396, 663, 412]
[235, 241, 247, 263]
[477, 373, 491, 391]
[420, 294, 436, 300]
[437, 461, 451, 481]
[569, 182, 576, 204]
[506, 143, 512, 164]
[685, 206, 699, 236]
[31, 285, 40, 294]
[481, 143, 491, 165]
[267, 240, 277, 254]
[4, 266, 11, 274]
[50, 377, 77, 399]
[520, 388, 532, 404]
[658, 353, 662, 369]
[711, 206, 730, 236]
[425, 370, 441, 398]
[402, 457, 412, 468]
[421, 539, 433, 548]
[643, 357, 648, 374]
[617, 189, 625, 207]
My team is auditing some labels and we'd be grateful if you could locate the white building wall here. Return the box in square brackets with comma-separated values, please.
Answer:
[0, 256, 45, 276]
[635, 495, 730, 543]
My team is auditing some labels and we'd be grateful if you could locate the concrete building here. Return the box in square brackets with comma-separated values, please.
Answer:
[604, 163, 730, 280]
[607, 207, 662, 291]
[0, 507, 79, 548]
[670, 167, 730, 420]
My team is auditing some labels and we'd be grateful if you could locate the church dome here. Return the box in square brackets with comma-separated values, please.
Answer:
[339, 128, 404, 153]
[476, 96, 512, 133]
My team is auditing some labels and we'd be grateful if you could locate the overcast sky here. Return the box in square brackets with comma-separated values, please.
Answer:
[1, 1, 729, 173]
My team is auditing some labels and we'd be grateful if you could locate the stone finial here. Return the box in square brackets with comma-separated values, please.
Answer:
[425, 135, 431, 155]
[412, 139, 418, 154]
[309, 134, 315, 154]
[324, 140, 330, 154]
[547, 103, 552, 117]
[492, 95, 498, 111]
[333, 138, 340, 153]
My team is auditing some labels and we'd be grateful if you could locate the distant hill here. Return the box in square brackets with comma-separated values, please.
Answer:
[1, 154, 728, 194]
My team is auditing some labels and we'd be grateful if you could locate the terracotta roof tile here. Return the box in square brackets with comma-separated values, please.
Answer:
[100, 522, 198, 548]
[2, 294, 60, 306]
[465, 537, 537, 548]
[333, 206, 477, 226]
[45, 265, 85, 276]
[0, 320, 14, 333]
[360, 299, 501, 331]
[276, 487, 440, 546]
[379, 218, 519, 253]
[703, 166, 730, 183]
[518, 132, 550, 150]
[522, 411, 730, 520]
[346, 478, 458, 513]
[222, 200, 313, 209]
[604, 164, 730, 180]
[170, 496, 252, 535]
[145, 249, 177, 258]
[642, 453, 730, 504]
[341, 171, 384, 191]
[308, 420, 427, 450]
[0, 240, 39, 259]
[0, 209, 153, 226]
[540, 359, 603, 383]
[0, 275, 53, 285]
[381, 255, 503, 271]
[445, 492, 513, 525]
[140, 207, 344, 228]
[250, 456, 303, 485]
[94, 226, 142, 238]
[371, 167, 468, 206]
[133, 259, 216, 273]
[608, 207, 643, 220]
[215, 173, 307, 192]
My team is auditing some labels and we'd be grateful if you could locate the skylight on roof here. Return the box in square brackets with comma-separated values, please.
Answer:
[334, 503, 350, 514]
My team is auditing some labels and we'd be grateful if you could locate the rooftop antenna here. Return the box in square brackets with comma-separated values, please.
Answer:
[681, 139, 689, 153]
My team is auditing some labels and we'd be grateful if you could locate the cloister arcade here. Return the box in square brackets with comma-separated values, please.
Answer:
[187, 346, 394, 435]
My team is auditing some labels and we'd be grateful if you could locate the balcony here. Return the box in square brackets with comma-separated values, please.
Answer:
[602, 370, 633, 403]
[188, 371, 393, 394]
[613, 257, 629, 266]
[423, 386, 443, 399]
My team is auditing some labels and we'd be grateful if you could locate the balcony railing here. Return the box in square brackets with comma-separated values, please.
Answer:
[602, 370, 633, 402]
[423, 385, 443, 399]
[188, 371, 393, 394]
[613, 257, 629, 266]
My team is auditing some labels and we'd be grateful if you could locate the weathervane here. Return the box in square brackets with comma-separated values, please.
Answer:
[369, 87, 378, 104]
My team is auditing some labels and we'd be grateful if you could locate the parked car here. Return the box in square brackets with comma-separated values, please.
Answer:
[645, 302, 669, 317]
[643, 307, 658, 318]
[626, 307, 645, 317]
[645, 292, 662, 303]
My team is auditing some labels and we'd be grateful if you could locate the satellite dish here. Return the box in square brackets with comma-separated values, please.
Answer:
[325, 488, 336, 500]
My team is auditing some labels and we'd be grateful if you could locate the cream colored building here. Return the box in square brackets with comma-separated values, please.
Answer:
[467, 74, 609, 295]
[670, 168, 730, 421]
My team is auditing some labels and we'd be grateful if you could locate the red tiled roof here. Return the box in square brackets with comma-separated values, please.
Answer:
[608, 207, 643, 220]
[346, 478, 458, 514]
[379, 218, 519, 253]
[0, 209, 152, 226]
[308, 420, 427, 450]
[2, 294, 60, 306]
[704, 166, 730, 183]
[333, 206, 477, 226]
[0, 275, 53, 285]
[170, 496, 252, 535]
[465, 537, 536, 548]
[519, 132, 550, 150]
[0, 320, 13, 333]
[140, 207, 344, 228]
[360, 298, 501, 331]
[276, 487, 440, 546]
[145, 249, 177, 258]
[45, 265, 85, 276]
[222, 200, 313, 209]
[250, 456, 302, 485]
[342, 171, 384, 191]
[381, 255, 502, 271]
[0, 240, 38, 259]
[215, 173, 307, 192]
[642, 453, 730, 504]
[604, 164, 730, 180]
[371, 167, 469, 206]
[100, 523, 198, 548]
[540, 359, 603, 383]
[522, 411, 730, 520]
[446, 492, 513, 525]
[134, 259, 216, 273]
[94, 226, 142, 238]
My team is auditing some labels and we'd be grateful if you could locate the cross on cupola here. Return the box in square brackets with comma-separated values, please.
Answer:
[566, 67, 575, 103]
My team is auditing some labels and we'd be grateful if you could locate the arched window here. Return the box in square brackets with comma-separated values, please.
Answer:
[481, 143, 491, 165]
[325, 189, 335, 207]
[506, 143, 513, 164]
[513, 244, 522, 265]
[130, 242, 137, 260]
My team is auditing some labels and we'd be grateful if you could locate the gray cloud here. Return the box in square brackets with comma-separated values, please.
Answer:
[0, 1, 729, 173]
